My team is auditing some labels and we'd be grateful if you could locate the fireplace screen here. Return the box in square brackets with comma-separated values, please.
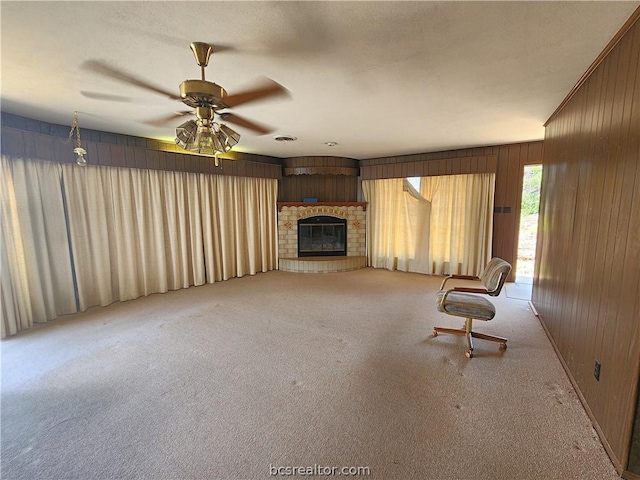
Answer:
[298, 216, 347, 257]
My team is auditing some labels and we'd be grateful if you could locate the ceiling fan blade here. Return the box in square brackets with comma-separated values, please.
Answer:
[81, 60, 181, 100]
[219, 112, 274, 135]
[81, 91, 133, 102]
[141, 111, 193, 127]
[209, 43, 235, 54]
[222, 78, 289, 108]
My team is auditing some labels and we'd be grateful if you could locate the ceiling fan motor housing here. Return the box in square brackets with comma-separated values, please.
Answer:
[179, 80, 228, 109]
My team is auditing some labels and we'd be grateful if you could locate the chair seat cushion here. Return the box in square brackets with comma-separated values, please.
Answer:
[436, 290, 496, 321]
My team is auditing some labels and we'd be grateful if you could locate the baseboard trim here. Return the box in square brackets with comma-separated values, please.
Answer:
[536, 312, 625, 476]
[623, 470, 640, 480]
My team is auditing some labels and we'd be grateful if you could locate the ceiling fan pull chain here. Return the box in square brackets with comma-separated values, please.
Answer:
[67, 111, 82, 148]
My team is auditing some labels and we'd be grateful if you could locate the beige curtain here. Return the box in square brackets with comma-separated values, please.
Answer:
[1, 157, 77, 337]
[62, 164, 206, 310]
[199, 175, 278, 282]
[362, 178, 431, 273]
[1, 157, 278, 336]
[420, 173, 495, 276]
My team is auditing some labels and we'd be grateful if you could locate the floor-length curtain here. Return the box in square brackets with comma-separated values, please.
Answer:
[62, 164, 205, 310]
[2, 156, 278, 336]
[158, 170, 205, 290]
[1, 157, 76, 337]
[420, 173, 494, 275]
[199, 175, 277, 282]
[362, 178, 431, 273]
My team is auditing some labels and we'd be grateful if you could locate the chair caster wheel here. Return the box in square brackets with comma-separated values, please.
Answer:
[466, 350, 473, 358]
[499, 342, 507, 350]
[432, 329, 438, 337]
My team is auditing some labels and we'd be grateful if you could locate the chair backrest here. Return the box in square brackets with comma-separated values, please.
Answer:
[479, 257, 512, 296]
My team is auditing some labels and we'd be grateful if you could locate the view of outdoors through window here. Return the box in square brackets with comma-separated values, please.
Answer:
[517, 165, 542, 281]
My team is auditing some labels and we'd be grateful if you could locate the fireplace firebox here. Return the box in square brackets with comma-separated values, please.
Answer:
[298, 216, 347, 257]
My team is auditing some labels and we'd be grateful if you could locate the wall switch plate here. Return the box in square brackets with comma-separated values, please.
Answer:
[594, 360, 601, 381]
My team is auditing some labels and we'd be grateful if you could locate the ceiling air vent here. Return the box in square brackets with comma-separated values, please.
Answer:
[273, 135, 297, 142]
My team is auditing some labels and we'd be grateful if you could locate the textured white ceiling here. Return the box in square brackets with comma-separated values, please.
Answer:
[1, 1, 638, 159]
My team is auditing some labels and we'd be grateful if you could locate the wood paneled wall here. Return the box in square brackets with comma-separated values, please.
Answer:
[360, 142, 543, 279]
[278, 175, 359, 202]
[0, 113, 283, 179]
[279, 156, 359, 202]
[360, 152, 498, 178]
[534, 15, 640, 475]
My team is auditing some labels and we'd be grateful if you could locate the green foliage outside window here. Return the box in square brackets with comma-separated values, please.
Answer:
[521, 165, 542, 215]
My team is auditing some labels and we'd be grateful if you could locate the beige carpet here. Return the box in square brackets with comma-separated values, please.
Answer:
[1, 268, 618, 479]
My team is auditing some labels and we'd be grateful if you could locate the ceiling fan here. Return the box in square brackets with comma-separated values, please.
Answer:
[82, 42, 289, 162]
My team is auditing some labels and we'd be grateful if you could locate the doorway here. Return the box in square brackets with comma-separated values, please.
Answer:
[516, 164, 542, 283]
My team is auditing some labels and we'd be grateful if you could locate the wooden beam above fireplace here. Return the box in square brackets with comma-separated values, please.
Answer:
[277, 202, 367, 211]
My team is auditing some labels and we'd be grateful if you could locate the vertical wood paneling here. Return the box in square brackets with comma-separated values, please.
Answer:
[95, 143, 110, 166]
[612, 24, 640, 465]
[500, 145, 523, 270]
[124, 146, 136, 168]
[278, 175, 358, 202]
[134, 148, 147, 168]
[111, 144, 126, 168]
[84, 141, 99, 166]
[492, 146, 509, 262]
[534, 17, 640, 473]
[53, 136, 71, 164]
[157, 151, 167, 171]
[477, 155, 488, 172]
[0, 115, 284, 179]
[34, 134, 54, 161]
[564, 78, 595, 390]
[1, 128, 25, 157]
[172, 152, 183, 172]
[235, 160, 247, 177]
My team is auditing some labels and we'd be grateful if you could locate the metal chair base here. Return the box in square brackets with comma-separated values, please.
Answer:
[433, 318, 507, 358]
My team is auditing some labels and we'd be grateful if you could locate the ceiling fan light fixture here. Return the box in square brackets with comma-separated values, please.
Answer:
[175, 119, 240, 160]
[190, 126, 217, 155]
[212, 130, 227, 153]
[175, 120, 198, 149]
[219, 124, 240, 149]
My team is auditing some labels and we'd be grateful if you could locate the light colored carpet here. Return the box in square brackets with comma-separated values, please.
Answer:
[1, 268, 618, 479]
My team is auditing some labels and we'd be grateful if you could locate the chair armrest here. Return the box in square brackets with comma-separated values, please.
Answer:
[452, 287, 488, 294]
[439, 288, 454, 308]
[439, 274, 481, 290]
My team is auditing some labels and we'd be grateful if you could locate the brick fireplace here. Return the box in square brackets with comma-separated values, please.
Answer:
[277, 202, 367, 273]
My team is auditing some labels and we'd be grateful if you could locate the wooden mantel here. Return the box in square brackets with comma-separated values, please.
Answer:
[277, 202, 367, 211]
